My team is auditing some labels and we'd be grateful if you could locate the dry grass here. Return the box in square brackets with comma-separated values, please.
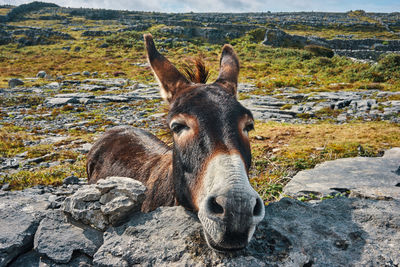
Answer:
[249, 121, 400, 202]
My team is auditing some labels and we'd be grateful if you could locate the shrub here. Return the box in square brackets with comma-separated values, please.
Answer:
[69, 8, 121, 20]
[247, 28, 266, 43]
[368, 53, 400, 82]
[105, 31, 142, 48]
[304, 45, 334, 58]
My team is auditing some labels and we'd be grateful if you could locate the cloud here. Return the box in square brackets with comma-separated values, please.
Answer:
[1, 0, 399, 12]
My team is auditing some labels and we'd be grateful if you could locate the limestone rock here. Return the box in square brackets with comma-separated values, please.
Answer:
[10, 250, 93, 267]
[44, 97, 79, 107]
[36, 71, 46, 78]
[33, 210, 102, 264]
[0, 190, 50, 266]
[93, 198, 400, 266]
[283, 148, 400, 200]
[8, 78, 24, 88]
[62, 177, 147, 230]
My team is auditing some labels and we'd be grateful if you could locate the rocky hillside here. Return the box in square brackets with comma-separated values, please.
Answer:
[1, 3, 400, 53]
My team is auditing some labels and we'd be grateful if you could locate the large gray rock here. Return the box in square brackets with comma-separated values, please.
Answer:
[0, 190, 50, 266]
[62, 177, 147, 230]
[33, 210, 102, 264]
[44, 97, 79, 107]
[36, 71, 46, 78]
[8, 78, 24, 88]
[283, 148, 400, 200]
[93, 198, 400, 266]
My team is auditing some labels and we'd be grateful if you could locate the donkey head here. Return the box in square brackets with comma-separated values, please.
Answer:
[144, 34, 265, 251]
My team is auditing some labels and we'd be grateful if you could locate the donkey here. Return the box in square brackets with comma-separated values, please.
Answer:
[86, 34, 265, 251]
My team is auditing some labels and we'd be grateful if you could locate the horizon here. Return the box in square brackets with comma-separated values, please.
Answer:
[0, 0, 399, 13]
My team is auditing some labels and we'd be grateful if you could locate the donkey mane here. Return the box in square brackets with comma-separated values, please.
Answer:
[181, 56, 210, 84]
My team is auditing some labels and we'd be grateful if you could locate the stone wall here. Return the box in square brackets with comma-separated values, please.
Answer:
[262, 28, 400, 60]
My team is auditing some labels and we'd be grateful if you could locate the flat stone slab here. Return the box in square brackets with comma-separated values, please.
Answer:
[283, 148, 400, 200]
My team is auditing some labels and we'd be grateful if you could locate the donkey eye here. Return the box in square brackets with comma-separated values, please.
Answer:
[171, 122, 189, 134]
[244, 123, 254, 133]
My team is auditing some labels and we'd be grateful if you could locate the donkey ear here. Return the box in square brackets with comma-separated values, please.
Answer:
[214, 44, 240, 96]
[144, 34, 191, 103]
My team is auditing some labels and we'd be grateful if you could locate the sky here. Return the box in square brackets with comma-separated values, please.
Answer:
[1, 0, 399, 13]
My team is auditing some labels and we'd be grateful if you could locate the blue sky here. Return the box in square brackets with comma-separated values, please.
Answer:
[1, 0, 399, 12]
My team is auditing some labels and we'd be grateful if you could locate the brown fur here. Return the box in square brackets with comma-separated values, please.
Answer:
[86, 127, 175, 212]
[215, 44, 240, 95]
[181, 56, 210, 84]
[87, 34, 247, 214]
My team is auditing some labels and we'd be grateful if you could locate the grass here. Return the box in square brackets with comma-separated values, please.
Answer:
[249, 121, 400, 203]
[2, 159, 86, 190]
[1, 14, 400, 92]
[1, 7, 400, 202]
[3, 119, 398, 202]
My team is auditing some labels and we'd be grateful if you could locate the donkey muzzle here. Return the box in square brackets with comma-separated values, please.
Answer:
[197, 154, 265, 251]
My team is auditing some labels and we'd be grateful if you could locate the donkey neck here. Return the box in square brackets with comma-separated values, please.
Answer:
[140, 150, 175, 212]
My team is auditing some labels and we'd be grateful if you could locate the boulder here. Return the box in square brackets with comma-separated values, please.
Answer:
[283, 148, 400, 200]
[33, 210, 103, 264]
[36, 71, 46, 78]
[8, 78, 24, 88]
[0, 190, 50, 266]
[44, 97, 79, 107]
[82, 70, 91, 76]
[62, 175, 80, 185]
[62, 177, 147, 230]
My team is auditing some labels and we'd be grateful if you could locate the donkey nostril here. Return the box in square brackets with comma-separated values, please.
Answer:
[253, 198, 263, 217]
[207, 197, 224, 215]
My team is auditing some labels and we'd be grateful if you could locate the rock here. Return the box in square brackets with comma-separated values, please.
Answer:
[261, 197, 400, 266]
[0, 190, 50, 266]
[0, 157, 21, 170]
[76, 143, 92, 154]
[82, 70, 91, 76]
[94, 197, 400, 266]
[62, 177, 146, 230]
[34, 210, 103, 264]
[10, 250, 93, 267]
[63, 175, 80, 185]
[1, 183, 10, 191]
[78, 83, 106, 91]
[8, 250, 40, 267]
[283, 148, 400, 200]
[93, 206, 204, 266]
[8, 78, 24, 88]
[45, 82, 60, 89]
[36, 71, 46, 78]
[44, 97, 79, 107]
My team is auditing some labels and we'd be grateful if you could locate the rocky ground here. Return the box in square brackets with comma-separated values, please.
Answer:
[1, 77, 399, 180]
[1, 148, 399, 266]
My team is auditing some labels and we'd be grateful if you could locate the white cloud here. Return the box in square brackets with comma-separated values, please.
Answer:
[0, 0, 399, 12]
